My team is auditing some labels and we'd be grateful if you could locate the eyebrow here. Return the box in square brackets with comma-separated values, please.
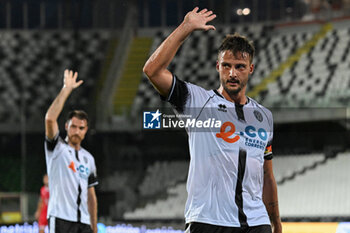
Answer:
[221, 61, 247, 67]
[71, 123, 86, 128]
[236, 63, 247, 67]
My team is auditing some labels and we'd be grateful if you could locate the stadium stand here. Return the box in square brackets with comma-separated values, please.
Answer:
[113, 37, 153, 115]
[132, 21, 350, 113]
[100, 170, 138, 219]
[278, 152, 350, 218]
[124, 183, 186, 219]
[100, 160, 188, 219]
[138, 161, 188, 197]
[273, 153, 325, 184]
[261, 25, 350, 107]
[123, 152, 350, 220]
[0, 30, 110, 126]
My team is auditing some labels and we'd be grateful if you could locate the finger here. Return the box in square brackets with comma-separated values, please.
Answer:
[192, 7, 199, 13]
[206, 14, 217, 22]
[75, 80, 83, 88]
[199, 8, 208, 14]
[73, 72, 78, 80]
[64, 69, 68, 78]
[69, 70, 73, 78]
[205, 25, 216, 31]
[203, 10, 213, 17]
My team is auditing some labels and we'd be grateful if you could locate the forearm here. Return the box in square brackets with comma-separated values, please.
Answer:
[35, 199, 42, 213]
[35, 199, 42, 219]
[88, 204, 97, 233]
[88, 190, 98, 233]
[45, 87, 72, 121]
[45, 86, 73, 139]
[263, 176, 282, 231]
[144, 22, 193, 76]
[144, 8, 215, 97]
[143, 22, 194, 97]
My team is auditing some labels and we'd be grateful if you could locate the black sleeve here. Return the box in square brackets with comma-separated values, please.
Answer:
[264, 154, 273, 160]
[45, 134, 59, 151]
[160, 75, 189, 113]
[88, 173, 98, 187]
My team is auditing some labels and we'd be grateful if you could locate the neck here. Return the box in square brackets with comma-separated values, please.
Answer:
[68, 141, 81, 151]
[217, 86, 247, 105]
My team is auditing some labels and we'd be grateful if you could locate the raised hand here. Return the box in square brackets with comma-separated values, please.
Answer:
[183, 7, 216, 32]
[63, 69, 83, 90]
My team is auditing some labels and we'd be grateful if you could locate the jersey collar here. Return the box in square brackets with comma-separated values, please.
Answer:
[213, 89, 250, 105]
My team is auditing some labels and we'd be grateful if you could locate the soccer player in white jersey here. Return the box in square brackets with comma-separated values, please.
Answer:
[143, 7, 282, 233]
[45, 70, 98, 233]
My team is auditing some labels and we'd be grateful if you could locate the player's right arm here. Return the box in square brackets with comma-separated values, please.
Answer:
[143, 7, 216, 98]
[45, 70, 83, 140]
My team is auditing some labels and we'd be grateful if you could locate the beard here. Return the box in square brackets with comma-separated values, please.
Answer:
[68, 135, 82, 145]
[222, 79, 245, 96]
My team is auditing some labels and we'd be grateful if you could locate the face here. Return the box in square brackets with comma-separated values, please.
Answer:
[43, 174, 48, 186]
[65, 116, 88, 146]
[216, 50, 254, 97]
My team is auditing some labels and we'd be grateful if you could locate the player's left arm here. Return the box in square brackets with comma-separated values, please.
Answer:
[263, 159, 282, 233]
[88, 187, 98, 233]
[34, 197, 43, 220]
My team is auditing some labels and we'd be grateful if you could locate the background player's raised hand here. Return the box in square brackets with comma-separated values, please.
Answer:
[183, 7, 216, 32]
[63, 69, 83, 90]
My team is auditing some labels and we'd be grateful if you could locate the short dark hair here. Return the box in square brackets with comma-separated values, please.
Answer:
[66, 110, 89, 125]
[218, 33, 255, 63]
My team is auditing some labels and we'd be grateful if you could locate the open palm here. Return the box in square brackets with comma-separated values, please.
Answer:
[184, 7, 216, 31]
[63, 69, 82, 89]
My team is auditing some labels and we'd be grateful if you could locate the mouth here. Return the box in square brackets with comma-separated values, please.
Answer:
[227, 79, 240, 86]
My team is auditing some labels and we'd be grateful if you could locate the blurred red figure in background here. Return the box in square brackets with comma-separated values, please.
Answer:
[35, 174, 49, 233]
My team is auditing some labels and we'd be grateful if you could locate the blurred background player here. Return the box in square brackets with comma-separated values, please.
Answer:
[35, 174, 49, 233]
[45, 70, 98, 233]
[143, 7, 282, 233]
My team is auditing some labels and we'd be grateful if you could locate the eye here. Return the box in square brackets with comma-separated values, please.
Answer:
[222, 63, 230, 68]
[236, 64, 246, 70]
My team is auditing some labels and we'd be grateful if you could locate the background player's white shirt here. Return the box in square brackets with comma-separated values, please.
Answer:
[45, 134, 98, 225]
[166, 76, 273, 227]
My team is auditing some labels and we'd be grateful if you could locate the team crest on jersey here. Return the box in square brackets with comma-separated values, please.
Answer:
[254, 110, 263, 122]
[218, 104, 227, 112]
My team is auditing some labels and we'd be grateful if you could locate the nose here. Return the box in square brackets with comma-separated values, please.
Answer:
[229, 68, 237, 78]
[72, 127, 79, 134]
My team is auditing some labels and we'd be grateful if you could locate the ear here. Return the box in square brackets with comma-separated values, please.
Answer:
[249, 63, 254, 74]
[65, 122, 68, 131]
[216, 60, 220, 72]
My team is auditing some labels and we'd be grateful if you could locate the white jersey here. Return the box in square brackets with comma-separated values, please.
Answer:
[44, 133, 98, 225]
[165, 76, 273, 227]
